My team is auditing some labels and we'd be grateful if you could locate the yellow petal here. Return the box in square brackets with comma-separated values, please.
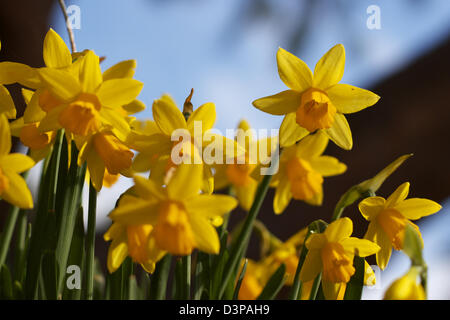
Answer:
[97, 78, 144, 108]
[296, 131, 329, 159]
[38, 68, 81, 101]
[109, 196, 159, 225]
[152, 94, 187, 135]
[1, 153, 35, 173]
[100, 107, 131, 141]
[252, 90, 301, 115]
[313, 44, 345, 90]
[190, 216, 220, 254]
[123, 99, 146, 115]
[375, 228, 392, 270]
[187, 102, 216, 134]
[167, 163, 202, 200]
[327, 84, 380, 114]
[0, 62, 40, 88]
[102, 60, 136, 81]
[103, 222, 125, 241]
[358, 196, 386, 221]
[324, 113, 352, 150]
[43, 28, 72, 69]
[394, 198, 441, 220]
[325, 217, 353, 243]
[305, 233, 327, 250]
[277, 48, 313, 91]
[299, 249, 321, 282]
[0, 85, 16, 119]
[79, 50, 102, 93]
[386, 182, 410, 208]
[1, 171, 33, 209]
[279, 112, 310, 147]
[184, 194, 238, 218]
[107, 230, 128, 274]
[273, 177, 292, 214]
[133, 175, 165, 200]
[0, 114, 11, 155]
[23, 89, 46, 123]
[341, 237, 380, 257]
[37, 105, 65, 133]
[309, 156, 347, 177]
[235, 182, 257, 212]
[86, 146, 105, 191]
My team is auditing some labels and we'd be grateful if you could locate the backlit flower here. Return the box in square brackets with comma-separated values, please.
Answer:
[271, 131, 346, 214]
[359, 182, 441, 269]
[253, 45, 380, 149]
[299, 218, 379, 300]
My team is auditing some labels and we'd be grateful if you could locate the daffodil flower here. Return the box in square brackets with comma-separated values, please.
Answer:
[108, 163, 238, 256]
[253, 44, 380, 149]
[271, 131, 346, 214]
[37, 49, 143, 140]
[0, 115, 35, 209]
[359, 182, 441, 270]
[383, 266, 426, 300]
[299, 218, 380, 300]
[130, 94, 243, 194]
[214, 119, 277, 211]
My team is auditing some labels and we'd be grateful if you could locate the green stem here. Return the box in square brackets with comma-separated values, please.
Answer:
[13, 211, 28, 283]
[0, 206, 20, 266]
[85, 182, 97, 300]
[217, 172, 274, 299]
[149, 254, 171, 300]
[288, 237, 310, 300]
[181, 255, 191, 299]
[309, 273, 322, 300]
[54, 144, 86, 296]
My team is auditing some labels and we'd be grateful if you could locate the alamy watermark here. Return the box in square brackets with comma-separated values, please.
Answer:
[170, 121, 279, 175]
[366, 5, 381, 30]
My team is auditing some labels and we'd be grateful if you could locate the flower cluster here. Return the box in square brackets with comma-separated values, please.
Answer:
[0, 26, 442, 301]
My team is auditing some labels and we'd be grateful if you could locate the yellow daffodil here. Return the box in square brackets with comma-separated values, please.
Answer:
[253, 44, 380, 149]
[271, 131, 346, 214]
[109, 163, 238, 256]
[0, 114, 35, 209]
[214, 119, 277, 211]
[384, 267, 426, 300]
[359, 182, 441, 270]
[299, 218, 379, 300]
[130, 94, 243, 194]
[300, 260, 375, 300]
[103, 220, 166, 274]
[37, 49, 142, 140]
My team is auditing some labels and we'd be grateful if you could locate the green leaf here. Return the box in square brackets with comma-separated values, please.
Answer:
[149, 254, 172, 300]
[403, 224, 424, 266]
[343, 256, 365, 300]
[13, 280, 25, 299]
[1, 264, 13, 299]
[232, 259, 248, 300]
[193, 251, 210, 299]
[257, 263, 286, 300]
[41, 251, 59, 300]
[63, 207, 85, 300]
